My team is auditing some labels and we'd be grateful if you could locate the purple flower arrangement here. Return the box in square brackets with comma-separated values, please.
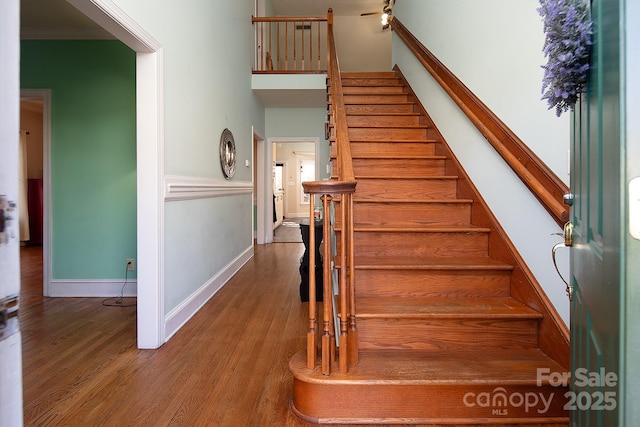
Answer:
[538, 0, 593, 116]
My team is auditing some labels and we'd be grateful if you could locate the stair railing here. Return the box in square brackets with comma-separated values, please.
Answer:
[251, 15, 328, 73]
[391, 18, 570, 228]
[302, 8, 357, 376]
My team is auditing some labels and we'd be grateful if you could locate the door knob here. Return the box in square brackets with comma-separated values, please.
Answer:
[551, 222, 573, 300]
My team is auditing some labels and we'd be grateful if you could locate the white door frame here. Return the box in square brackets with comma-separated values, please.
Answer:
[257, 137, 319, 244]
[19, 90, 52, 296]
[67, 0, 164, 349]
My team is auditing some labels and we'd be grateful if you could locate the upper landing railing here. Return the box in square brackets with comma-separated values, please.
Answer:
[252, 13, 329, 73]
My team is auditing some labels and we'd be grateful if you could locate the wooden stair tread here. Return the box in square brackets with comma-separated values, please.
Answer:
[331, 138, 439, 143]
[291, 349, 566, 384]
[341, 72, 397, 78]
[355, 175, 459, 180]
[357, 296, 543, 319]
[351, 154, 446, 160]
[352, 198, 472, 204]
[353, 225, 491, 233]
[344, 100, 415, 105]
[348, 125, 430, 129]
[352, 256, 514, 270]
[346, 112, 422, 116]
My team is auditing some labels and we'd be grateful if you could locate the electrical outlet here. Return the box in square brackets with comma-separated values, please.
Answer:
[126, 258, 135, 271]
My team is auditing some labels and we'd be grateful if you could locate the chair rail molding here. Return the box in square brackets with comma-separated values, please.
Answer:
[164, 175, 253, 201]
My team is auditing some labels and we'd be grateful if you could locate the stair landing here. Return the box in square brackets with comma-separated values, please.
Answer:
[291, 349, 569, 424]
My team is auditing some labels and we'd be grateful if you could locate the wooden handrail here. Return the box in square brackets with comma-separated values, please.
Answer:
[252, 16, 328, 23]
[392, 18, 569, 228]
[252, 15, 327, 73]
[300, 9, 357, 376]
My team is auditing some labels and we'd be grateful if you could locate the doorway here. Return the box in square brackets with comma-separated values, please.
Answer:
[36, 0, 164, 349]
[19, 91, 51, 296]
[269, 139, 318, 243]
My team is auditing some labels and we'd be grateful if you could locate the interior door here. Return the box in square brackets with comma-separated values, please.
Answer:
[570, 0, 630, 425]
[0, 0, 24, 425]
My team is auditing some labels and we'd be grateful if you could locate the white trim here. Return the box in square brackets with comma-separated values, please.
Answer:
[164, 245, 254, 342]
[67, 0, 165, 349]
[136, 49, 164, 349]
[48, 279, 137, 297]
[66, 0, 161, 52]
[252, 127, 265, 242]
[19, 89, 52, 297]
[164, 175, 253, 201]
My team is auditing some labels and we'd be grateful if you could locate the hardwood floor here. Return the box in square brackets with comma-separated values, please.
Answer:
[19, 245, 566, 426]
[20, 244, 313, 426]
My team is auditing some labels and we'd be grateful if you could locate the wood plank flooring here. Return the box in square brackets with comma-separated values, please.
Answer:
[19, 245, 565, 426]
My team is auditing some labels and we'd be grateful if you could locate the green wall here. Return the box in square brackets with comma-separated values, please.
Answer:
[21, 40, 137, 280]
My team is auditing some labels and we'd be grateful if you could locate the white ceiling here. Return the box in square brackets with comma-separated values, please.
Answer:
[19, 0, 391, 106]
[20, 0, 389, 35]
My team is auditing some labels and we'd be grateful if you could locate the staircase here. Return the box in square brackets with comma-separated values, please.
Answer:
[290, 72, 569, 424]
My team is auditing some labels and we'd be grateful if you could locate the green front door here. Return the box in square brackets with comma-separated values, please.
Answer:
[570, 0, 639, 425]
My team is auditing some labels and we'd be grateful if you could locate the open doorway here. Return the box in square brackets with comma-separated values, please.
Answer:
[271, 139, 317, 243]
[19, 0, 164, 349]
[254, 136, 319, 244]
[19, 90, 51, 297]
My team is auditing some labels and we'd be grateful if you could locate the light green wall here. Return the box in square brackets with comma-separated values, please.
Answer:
[111, 0, 265, 314]
[21, 40, 136, 280]
[266, 108, 330, 180]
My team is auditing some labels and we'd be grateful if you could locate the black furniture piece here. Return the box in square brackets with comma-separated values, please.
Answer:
[299, 218, 324, 302]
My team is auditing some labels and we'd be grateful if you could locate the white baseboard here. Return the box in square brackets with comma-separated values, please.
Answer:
[48, 279, 138, 297]
[163, 244, 254, 341]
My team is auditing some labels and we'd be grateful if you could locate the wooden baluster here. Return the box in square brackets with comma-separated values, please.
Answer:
[301, 21, 305, 71]
[307, 196, 317, 369]
[293, 21, 297, 71]
[317, 22, 321, 71]
[276, 22, 280, 71]
[259, 22, 264, 71]
[339, 193, 348, 373]
[268, 22, 272, 71]
[321, 194, 332, 375]
[347, 192, 358, 366]
[285, 22, 289, 71]
[309, 22, 313, 71]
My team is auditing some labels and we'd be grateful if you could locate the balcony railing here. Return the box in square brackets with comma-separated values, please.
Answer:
[252, 13, 329, 73]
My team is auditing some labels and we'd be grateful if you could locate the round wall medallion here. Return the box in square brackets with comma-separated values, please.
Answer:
[219, 128, 236, 179]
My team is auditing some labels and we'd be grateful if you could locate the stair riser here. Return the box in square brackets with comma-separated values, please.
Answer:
[334, 141, 436, 158]
[292, 380, 568, 421]
[353, 178, 456, 200]
[349, 127, 429, 140]
[358, 318, 539, 351]
[336, 202, 471, 227]
[347, 115, 424, 127]
[350, 231, 489, 258]
[342, 86, 406, 95]
[341, 78, 402, 87]
[351, 158, 446, 177]
[343, 94, 411, 104]
[354, 270, 512, 298]
[345, 104, 416, 114]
